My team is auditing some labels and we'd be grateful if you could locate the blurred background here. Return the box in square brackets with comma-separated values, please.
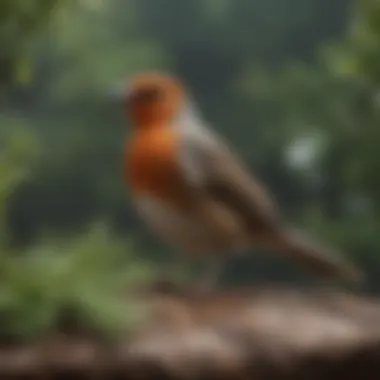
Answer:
[1, 0, 380, 339]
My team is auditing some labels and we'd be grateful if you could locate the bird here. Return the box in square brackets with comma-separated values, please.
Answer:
[121, 71, 363, 289]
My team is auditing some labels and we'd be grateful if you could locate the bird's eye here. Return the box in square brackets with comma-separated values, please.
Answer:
[131, 87, 163, 104]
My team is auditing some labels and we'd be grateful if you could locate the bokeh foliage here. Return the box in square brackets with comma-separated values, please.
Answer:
[0, 0, 64, 88]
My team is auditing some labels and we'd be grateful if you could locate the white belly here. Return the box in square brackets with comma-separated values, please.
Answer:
[135, 195, 250, 256]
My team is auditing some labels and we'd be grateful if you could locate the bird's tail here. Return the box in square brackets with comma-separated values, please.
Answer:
[270, 227, 364, 284]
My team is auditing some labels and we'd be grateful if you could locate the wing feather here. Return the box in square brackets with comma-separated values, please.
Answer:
[176, 117, 362, 283]
[178, 121, 281, 233]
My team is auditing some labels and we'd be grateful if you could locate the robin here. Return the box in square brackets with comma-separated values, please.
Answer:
[120, 72, 362, 288]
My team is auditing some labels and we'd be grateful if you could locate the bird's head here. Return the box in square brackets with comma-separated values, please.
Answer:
[120, 72, 188, 127]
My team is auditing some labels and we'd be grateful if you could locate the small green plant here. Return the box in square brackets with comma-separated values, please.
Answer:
[0, 223, 155, 342]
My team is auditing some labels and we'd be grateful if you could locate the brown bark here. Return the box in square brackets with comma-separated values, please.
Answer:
[1, 284, 380, 379]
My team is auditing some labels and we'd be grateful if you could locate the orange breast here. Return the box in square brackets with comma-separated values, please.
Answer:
[125, 126, 191, 205]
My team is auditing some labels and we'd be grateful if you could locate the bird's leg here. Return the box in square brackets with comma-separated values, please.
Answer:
[156, 255, 189, 287]
[193, 255, 226, 291]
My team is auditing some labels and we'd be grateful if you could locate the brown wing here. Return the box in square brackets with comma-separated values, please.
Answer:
[179, 126, 363, 283]
[179, 126, 282, 234]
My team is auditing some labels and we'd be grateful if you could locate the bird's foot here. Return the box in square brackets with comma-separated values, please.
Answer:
[189, 256, 226, 294]
[189, 271, 220, 294]
[150, 274, 181, 293]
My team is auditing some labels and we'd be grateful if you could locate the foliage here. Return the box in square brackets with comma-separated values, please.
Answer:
[0, 0, 65, 88]
[0, 223, 154, 342]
